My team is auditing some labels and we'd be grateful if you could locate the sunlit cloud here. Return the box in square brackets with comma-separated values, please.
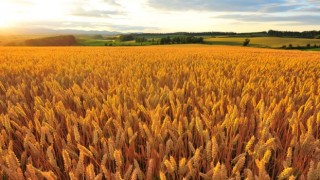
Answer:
[0, 0, 319, 32]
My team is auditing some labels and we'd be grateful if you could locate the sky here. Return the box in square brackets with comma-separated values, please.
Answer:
[0, 0, 319, 33]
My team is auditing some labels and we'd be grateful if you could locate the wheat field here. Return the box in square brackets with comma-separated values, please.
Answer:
[0, 46, 320, 179]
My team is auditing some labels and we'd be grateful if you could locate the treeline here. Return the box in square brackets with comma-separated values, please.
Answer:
[282, 43, 320, 50]
[132, 30, 320, 39]
[132, 31, 268, 38]
[132, 32, 237, 37]
[25, 35, 77, 46]
[268, 30, 320, 39]
[160, 36, 204, 45]
[135, 37, 148, 43]
[116, 34, 204, 45]
[118, 34, 135, 41]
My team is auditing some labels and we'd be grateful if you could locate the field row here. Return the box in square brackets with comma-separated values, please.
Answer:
[0, 46, 319, 179]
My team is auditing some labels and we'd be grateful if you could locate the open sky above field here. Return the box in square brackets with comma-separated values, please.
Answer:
[0, 0, 320, 33]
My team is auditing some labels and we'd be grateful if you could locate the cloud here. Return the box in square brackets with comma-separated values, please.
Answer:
[111, 25, 159, 31]
[147, 0, 301, 12]
[307, 0, 320, 5]
[303, 0, 320, 12]
[14, 19, 159, 33]
[68, 0, 125, 18]
[2, 0, 320, 32]
[70, 7, 123, 17]
[101, 0, 121, 6]
[216, 14, 320, 25]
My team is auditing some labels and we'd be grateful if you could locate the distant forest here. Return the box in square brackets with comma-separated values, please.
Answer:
[132, 30, 320, 39]
[267, 30, 320, 39]
[25, 35, 77, 46]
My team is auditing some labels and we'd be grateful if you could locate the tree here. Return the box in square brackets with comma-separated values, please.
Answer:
[119, 34, 135, 42]
[268, 30, 320, 38]
[159, 36, 204, 45]
[135, 37, 146, 43]
[166, 36, 171, 44]
[93, 35, 104, 39]
[198, 37, 204, 43]
[160, 37, 167, 45]
[25, 35, 77, 46]
[243, 39, 250, 46]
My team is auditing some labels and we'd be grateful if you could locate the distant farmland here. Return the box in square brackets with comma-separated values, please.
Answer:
[205, 37, 320, 48]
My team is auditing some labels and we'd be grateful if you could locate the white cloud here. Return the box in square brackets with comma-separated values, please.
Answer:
[0, 0, 319, 32]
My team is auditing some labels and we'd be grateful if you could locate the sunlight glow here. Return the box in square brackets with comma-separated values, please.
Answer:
[0, 2, 16, 28]
[0, 0, 319, 32]
[0, 0, 68, 28]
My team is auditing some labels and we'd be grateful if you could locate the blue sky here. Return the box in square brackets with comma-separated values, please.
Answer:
[0, 0, 319, 32]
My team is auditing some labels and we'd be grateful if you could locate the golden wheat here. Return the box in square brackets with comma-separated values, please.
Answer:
[0, 46, 319, 179]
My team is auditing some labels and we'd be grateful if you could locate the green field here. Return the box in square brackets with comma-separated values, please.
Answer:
[204, 37, 320, 48]
[77, 38, 110, 46]
[2, 35, 320, 50]
[307, 48, 320, 51]
[70, 37, 156, 46]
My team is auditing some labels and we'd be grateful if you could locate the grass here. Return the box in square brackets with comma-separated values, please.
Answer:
[77, 36, 320, 49]
[78, 37, 159, 46]
[204, 37, 320, 48]
[2, 35, 320, 50]
[77, 38, 110, 46]
[204, 40, 243, 46]
[307, 48, 320, 51]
